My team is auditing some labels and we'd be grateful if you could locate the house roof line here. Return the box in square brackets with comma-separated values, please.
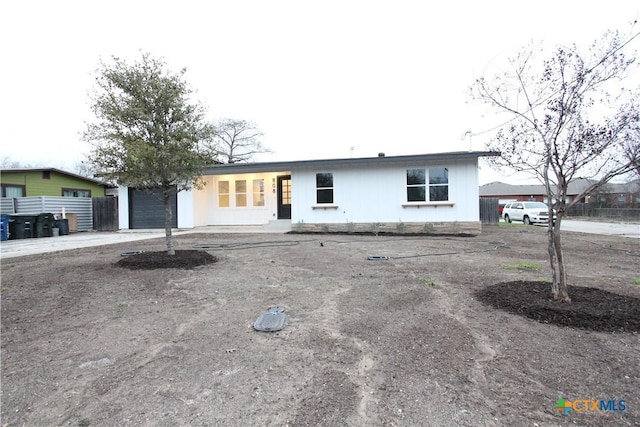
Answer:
[1, 167, 109, 186]
[479, 178, 639, 197]
[203, 150, 500, 175]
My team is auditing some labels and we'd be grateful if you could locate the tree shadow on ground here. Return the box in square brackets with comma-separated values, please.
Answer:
[115, 250, 218, 270]
[476, 281, 640, 333]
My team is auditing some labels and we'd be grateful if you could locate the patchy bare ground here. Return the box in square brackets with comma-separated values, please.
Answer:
[1, 225, 639, 426]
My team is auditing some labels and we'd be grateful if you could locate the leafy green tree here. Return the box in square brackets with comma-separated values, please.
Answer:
[471, 28, 640, 302]
[84, 53, 215, 255]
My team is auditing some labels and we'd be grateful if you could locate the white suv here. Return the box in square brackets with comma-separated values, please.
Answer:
[502, 201, 554, 225]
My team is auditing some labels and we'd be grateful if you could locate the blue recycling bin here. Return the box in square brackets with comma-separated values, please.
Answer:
[0, 215, 10, 241]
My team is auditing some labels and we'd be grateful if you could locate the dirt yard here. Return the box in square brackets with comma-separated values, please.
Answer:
[1, 225, 639, 426]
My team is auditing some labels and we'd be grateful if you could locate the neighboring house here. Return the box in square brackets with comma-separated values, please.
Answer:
[1, 168, 109, 198]
[480, 178, 640, 207]
[587, 180, 640, 205]
[118, 151, 499, 235]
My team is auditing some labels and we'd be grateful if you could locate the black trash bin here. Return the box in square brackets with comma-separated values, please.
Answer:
[35, 213, 54, 238]
[9, 214, 36, 239]
[54, 218, 70, 235]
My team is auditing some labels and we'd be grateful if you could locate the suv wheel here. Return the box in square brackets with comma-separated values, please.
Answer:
[504, 214, 511, 223]
[523, 216, 531, 225]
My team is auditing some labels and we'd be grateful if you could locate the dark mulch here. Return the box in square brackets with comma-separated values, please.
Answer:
[476, 281, 640, 333]
[115, 250, 218, 270]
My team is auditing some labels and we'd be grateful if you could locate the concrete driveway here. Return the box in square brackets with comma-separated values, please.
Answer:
[0, 223, 292, 260]
[560, 219, 639, 239]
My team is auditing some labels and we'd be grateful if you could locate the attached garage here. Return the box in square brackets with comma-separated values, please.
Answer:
[128, 188, 177, 229]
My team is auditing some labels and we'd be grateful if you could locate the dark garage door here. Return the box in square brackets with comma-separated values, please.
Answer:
[129, 188, 178, 229]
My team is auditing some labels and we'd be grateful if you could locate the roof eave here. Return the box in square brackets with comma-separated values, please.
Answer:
[203, 150, 500, 175]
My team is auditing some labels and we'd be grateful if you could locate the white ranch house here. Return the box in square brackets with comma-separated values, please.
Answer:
[118, 151, 499, 235]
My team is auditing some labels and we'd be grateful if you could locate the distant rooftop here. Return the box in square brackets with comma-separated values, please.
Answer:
[1, 167, 110, 186]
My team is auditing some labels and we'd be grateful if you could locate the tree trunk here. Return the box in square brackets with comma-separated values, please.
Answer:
[552, 214, 570, 302]
[164, 191, 175, 255]
[543, 157, 560, 298]
[547, 222, 559, 297]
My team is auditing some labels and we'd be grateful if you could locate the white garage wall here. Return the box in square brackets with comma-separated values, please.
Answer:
[118, 185, 129, 230]
[291, 158, 479, 224]
[177, 190, 194, 228]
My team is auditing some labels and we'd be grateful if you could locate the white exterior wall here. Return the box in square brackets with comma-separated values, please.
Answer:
[118, 185, 129, 230]
[194, 172, 286, 226]
[177, 190, 194, 228]
[291, 159, 480, 224]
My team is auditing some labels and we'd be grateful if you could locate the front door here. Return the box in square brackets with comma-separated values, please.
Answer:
[277, 175, 291, 219]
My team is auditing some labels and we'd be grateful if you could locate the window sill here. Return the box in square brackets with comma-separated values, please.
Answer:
[312, 204, 339, 210]
[402, 202, 455, 208]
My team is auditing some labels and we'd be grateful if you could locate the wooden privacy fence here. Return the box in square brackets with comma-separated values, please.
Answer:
[479, 197, 499, 225]
[92, 197, 119, 231]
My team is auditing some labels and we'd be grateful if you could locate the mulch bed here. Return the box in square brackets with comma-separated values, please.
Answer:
[476, 280, 640, 333]
[115, 250, 218, 270]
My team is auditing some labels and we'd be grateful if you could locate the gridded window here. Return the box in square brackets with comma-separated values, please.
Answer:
[316, 173, 333, 204]
[406, 168, 448, 202]
[406, 169, 426, 202]
[281, 178, 291, 204]
[429, 167, 448, 201]
[62, 188, 91, 197]
[235, 180, 247, 207]
[253, 179, 265, 207]
[218, 181, 230, 207]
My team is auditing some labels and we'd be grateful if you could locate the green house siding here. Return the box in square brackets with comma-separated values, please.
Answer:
[1, 171, 106, 197]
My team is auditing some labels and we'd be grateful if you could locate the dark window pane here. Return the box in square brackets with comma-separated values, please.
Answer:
[316, 173, 333, 188]
[407, 186, 426, 202]
[317, 189, 334, 204]
[407, 169, 425, 185]
[429, 167, 448, 185]
[430, 186, 448, 201]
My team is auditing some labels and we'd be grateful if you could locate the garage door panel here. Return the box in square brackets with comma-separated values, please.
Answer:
[129, 188, 178, 229]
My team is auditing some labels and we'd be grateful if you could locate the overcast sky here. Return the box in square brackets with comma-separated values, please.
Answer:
[2, 1, 639, 184]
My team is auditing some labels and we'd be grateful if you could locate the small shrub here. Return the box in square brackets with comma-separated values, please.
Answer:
[422, 223, 435, 233]
[504, 262, 540, 271]
[370, 222, 384, 235]
[423, 278, 437, 287]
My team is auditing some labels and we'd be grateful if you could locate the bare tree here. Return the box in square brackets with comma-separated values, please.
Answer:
[624, 127, 640, 179]
[72, 157, 100, 179]
[0, 156, 27, 169]
[471, 27, 640, 302]
[204, 119, 271, 163]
